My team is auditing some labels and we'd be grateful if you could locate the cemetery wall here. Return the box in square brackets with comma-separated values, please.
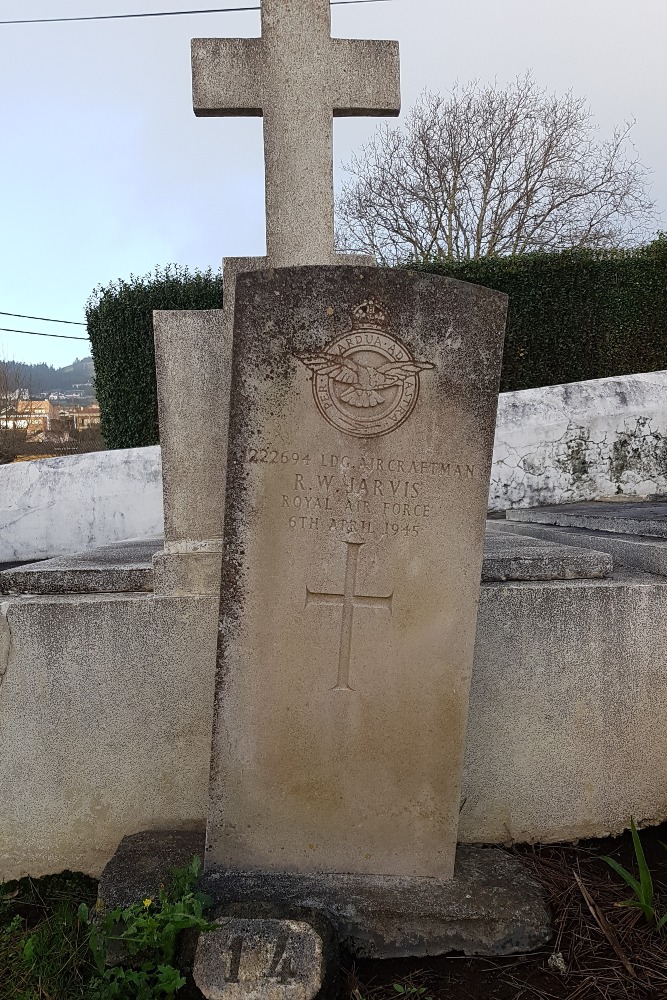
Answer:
[0, 447, 163, 563]
[1, 370, 666, 562]
[490, 369, 667, 511]
[2, 576, 665, 878]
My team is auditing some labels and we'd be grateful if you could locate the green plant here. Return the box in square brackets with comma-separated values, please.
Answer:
[410, 236, 667, 393]
[601, 818, 667, 928]
[393, 984, 433, 999]
[0, 871, 99, 1000]
[80, 856, 216, 1000]
[86, 264, 223, 450]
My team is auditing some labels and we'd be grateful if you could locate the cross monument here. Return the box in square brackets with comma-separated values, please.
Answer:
[191, 0, 401, 267]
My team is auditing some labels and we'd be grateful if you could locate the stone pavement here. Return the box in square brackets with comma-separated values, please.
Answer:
[0, 526, 617, 595]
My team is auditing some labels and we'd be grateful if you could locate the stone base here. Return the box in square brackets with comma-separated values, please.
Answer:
[99, 831, 551, 960]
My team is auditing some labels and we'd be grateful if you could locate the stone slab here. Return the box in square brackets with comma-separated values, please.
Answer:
[490, 519, 667, 578]
[98, 830, 549, 960]
[0, 538, 162, 595]
[99, 829, 206, 909]
[481, 528, 612, 581]
[209, 265, 506, 878]
[202, 849, 551, 959]
[0, 527, 613, 596]
[507, 500, 667, 537]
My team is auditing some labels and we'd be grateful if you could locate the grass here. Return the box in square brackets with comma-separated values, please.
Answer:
[0, 872, 98, 1000]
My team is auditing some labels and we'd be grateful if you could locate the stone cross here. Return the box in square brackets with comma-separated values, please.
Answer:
[306, 541, 392, 691]
[191, 0, 400, 267]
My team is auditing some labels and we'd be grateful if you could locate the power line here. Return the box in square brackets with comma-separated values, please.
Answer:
[0, 311, 86, 326]
[0, 0, 393, 26]
[0, 327, 89, 342]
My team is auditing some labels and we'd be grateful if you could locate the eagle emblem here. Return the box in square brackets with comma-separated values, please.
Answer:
[297, 353, 435, 409]
[296, 299, 436, 438]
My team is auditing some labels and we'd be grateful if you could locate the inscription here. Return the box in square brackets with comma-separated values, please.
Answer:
[306, 541, 392, 691]
[242, 445, 477, 538]
[243, 448, 476, 480]
[195, 919, 318, 995]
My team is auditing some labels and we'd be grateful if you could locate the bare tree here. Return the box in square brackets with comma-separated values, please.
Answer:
[0, 360, 34, 464]
[337, 75, 659, 264]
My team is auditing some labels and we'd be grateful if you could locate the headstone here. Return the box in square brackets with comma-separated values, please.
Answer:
[152, 310, 228, 597]
[206, 265, 506, 878]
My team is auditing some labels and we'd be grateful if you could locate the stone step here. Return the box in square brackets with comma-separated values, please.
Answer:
[0, 538, 160, 595]
[507, 499, 667, 537]
[0, 526, 614, 595]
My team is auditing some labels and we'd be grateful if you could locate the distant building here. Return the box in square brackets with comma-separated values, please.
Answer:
[2, 400, 101, 440]
[1, 399, 55, 435]
[54, 402, 101, 432]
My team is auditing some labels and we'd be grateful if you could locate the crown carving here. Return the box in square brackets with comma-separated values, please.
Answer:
[351, 298, 387, 330]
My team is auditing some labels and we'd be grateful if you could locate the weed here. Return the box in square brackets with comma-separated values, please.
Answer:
[0, 871, 98, 1000]
[601, 818, 667, 928]
[0, 858, 215, 999]
[80, 856, 217, 999]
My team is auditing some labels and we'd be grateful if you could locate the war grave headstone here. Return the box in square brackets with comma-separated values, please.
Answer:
[99, 2, 552, 995]
[153, 0, 400, 598]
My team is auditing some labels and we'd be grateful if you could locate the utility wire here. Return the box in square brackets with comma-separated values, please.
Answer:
[0, 0, 393, 26]
[0, 311, 86, 326]
[0, 327, 89, 342]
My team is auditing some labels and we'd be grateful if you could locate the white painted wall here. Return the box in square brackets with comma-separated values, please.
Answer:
[490, 370, 667, 512]
[2, 370, 666, 561]
[0, 447, 163, 562]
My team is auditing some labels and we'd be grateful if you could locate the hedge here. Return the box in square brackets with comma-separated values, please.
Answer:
[87, 241, 667, 449]
[86, 265, 222, 450]
[410, 236, 667, 393]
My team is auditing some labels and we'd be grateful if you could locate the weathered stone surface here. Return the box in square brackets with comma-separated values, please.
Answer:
[208, 265, 506, 878]
[0, 593, 216, 879]
[192, 0, 399, 267]
[490, 370, 667, 511]
[0, 446, 162, 563]
[0, 538, 161, 595]
[491, 518, 667, 578]
[482, 528, 612, 581]
[98, 831, 549, 960]
[507, 499, 667, 536]
[193, 916, 325, 1000]
[153, 309, 227, 597]
[99, 829, 205, 909]
[461, 573, 667, 845]
[201, 847, 550, 958]
[3, 567, 667, 879]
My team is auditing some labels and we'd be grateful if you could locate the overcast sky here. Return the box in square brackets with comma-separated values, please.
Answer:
[1, 0, 665, 368]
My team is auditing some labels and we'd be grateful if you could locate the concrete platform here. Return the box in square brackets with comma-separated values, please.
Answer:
[2, 501, 667, 879]
[507, 499, 667, 537]
[0, 526, 614, 595]
[481, 529, 612, 581]
[0, 538, 161, 595]
[99, 831, 551, 960]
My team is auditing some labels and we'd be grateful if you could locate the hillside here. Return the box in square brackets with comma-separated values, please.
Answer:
[10, 357, 96, 399]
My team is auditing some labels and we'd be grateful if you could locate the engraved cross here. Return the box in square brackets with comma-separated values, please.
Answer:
[306, 541, 393, 691]
[191, 0, 400, 267]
